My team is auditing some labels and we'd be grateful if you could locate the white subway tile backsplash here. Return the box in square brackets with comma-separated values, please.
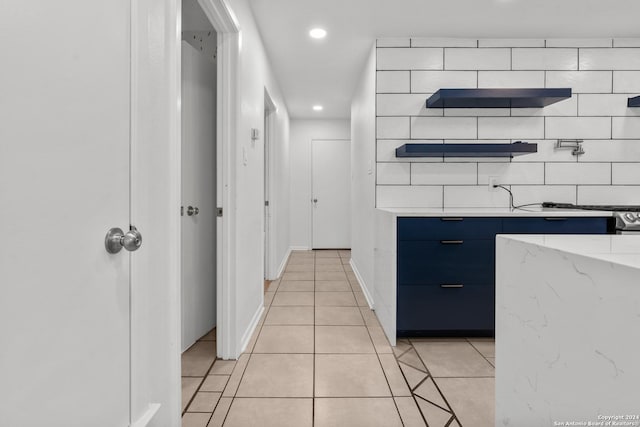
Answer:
[376, 185, 443, 208]
[377, 163, 411, 184]
[612, 117, 640, 139]
[377, 48, 443, 70]
[545, 117, 611, 139]
[478, 163, 545, 185]
[444, 186, 510, 208]
[411, 163, 477, 185]
[580, 49, 640, 70]
[377, 38, 411, 48]
[546, 71, 612, 93]
[613, 71, 640, 93]
[577, 186, 640, 205]
[613, 38, 640, 48]
[545, 163, 611, 185]
[377, 117, 410, 139]
[376, 94, 442, 117]
[579, 94, 640, 117]
[546, 39, 612, 48]
[444, 108, 510, 117]
[377, 71, 410, 93]
[512, 48, 578, 70]
[411, 117, 477, 139]
[376, 140, 444, 163]
[511, 95, 577, 117]
[478, 71, 545, 88]
[511, 140, 576, 163]
[508, 185, 577, 205]
[579, 140, 640, 162]
[374, 38, 640, 210]
[411, 71, 477, 93]
[478, 117, 544, 139]
[444, 48, 511, 70]
[478, 39, 544, 48]
[612, 163, 640, 185]
[411, 38, 476, 48]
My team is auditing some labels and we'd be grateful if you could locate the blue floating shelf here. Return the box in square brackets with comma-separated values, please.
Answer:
[628, 96, 640, 107]
[396, 142, 537, 158]
[426, 88, 572, 108]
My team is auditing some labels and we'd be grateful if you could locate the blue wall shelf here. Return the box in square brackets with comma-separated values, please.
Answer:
[628, 96, 640, 107]
[426, 88, 572, 108]
[396, 142, 537, 158]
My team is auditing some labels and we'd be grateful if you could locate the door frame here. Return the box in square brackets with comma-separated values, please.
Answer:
[309, 138, 351, 249]
[196, 0, 239, 361]
[263, 89, 277, 280]
[130, 0, 239, 424]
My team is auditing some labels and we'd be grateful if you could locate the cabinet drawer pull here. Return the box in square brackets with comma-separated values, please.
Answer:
[440, 240, 463, 245]
[544, 217, 567, 221]
[440, 284, 464, 288]
[441, 217, 463, 221]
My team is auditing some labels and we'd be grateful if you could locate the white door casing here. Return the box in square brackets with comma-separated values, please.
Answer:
[0, 1, 131, 426]
[311, 139, 351, 249]
[181, 41, 217, 351]
[196, 0, 239, 360]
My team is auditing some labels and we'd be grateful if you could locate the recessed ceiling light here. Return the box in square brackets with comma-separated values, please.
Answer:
[313, 105, 323, 111]
[309, 28, 327, 39]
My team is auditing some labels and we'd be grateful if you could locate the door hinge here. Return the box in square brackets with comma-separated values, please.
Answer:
[265, 200, 269, 207]
[217, 207, 223, 217]
[180, 206, 184, 216]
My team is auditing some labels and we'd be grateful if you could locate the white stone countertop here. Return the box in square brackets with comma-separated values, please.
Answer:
[495, 233, 640, 425]
[376, 207, 616, 217]
[497, 234, 640, 269]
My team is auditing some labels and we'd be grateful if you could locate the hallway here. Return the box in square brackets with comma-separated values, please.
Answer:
[181, 250, 495, 426]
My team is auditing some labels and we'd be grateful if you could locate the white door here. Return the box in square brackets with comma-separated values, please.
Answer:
[312, 139, 351, 249]
[181, 42, 217, 351]
[0, 1, 131, 426]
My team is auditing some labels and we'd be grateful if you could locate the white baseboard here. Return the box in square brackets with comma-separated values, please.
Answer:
[239, 304, 265, 355]
[130, 403, 161, 427]
[289, 246, 311, 251]
[349, 259, 374, 309]
[275, 247, 292, 279]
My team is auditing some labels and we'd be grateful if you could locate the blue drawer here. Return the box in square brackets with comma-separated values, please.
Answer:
[397, 217, 502, 241]
[502, 217, 609, 234]
[398, 240, 494, 286]
[397, 285, 494, 333]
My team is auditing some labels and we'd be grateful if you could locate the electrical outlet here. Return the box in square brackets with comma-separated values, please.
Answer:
[488, 176, 499, 190]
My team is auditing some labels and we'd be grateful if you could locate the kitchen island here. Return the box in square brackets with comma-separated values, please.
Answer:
[495, 234, 640, 426]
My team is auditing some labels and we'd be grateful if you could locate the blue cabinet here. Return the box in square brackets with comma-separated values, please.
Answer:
[502, 217, 608, 234]
[396, 216, 610, 336]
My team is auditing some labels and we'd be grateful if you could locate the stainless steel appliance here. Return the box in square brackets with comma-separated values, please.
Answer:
[614, 212, 640, 234]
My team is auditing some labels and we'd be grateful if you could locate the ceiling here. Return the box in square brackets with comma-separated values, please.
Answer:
[247, 0, 640, 119]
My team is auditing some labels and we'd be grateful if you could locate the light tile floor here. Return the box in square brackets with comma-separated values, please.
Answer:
[182, 250, 495, 427]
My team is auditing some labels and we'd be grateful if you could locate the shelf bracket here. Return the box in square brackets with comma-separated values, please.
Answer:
[555, 139, 584, 156]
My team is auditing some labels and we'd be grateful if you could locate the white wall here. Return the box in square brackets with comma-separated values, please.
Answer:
[350, 45, 377, 304]
[289, 119, 350, 249]
[226, 0, 290, 354]
[375, 37, 640, 208]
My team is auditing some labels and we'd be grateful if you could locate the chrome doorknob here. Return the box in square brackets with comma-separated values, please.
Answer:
[187, 206, 195, 216]
[312, 199, 318, 203]
[194, 207, 199, 215]
[105, 226, 143, 254]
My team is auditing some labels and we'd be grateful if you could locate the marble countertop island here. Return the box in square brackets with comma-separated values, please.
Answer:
[495, 234, 640, 427]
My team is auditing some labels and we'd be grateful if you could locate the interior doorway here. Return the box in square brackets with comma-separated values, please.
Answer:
[181, 0, 218, 352]
[311, 139, 351, 249]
